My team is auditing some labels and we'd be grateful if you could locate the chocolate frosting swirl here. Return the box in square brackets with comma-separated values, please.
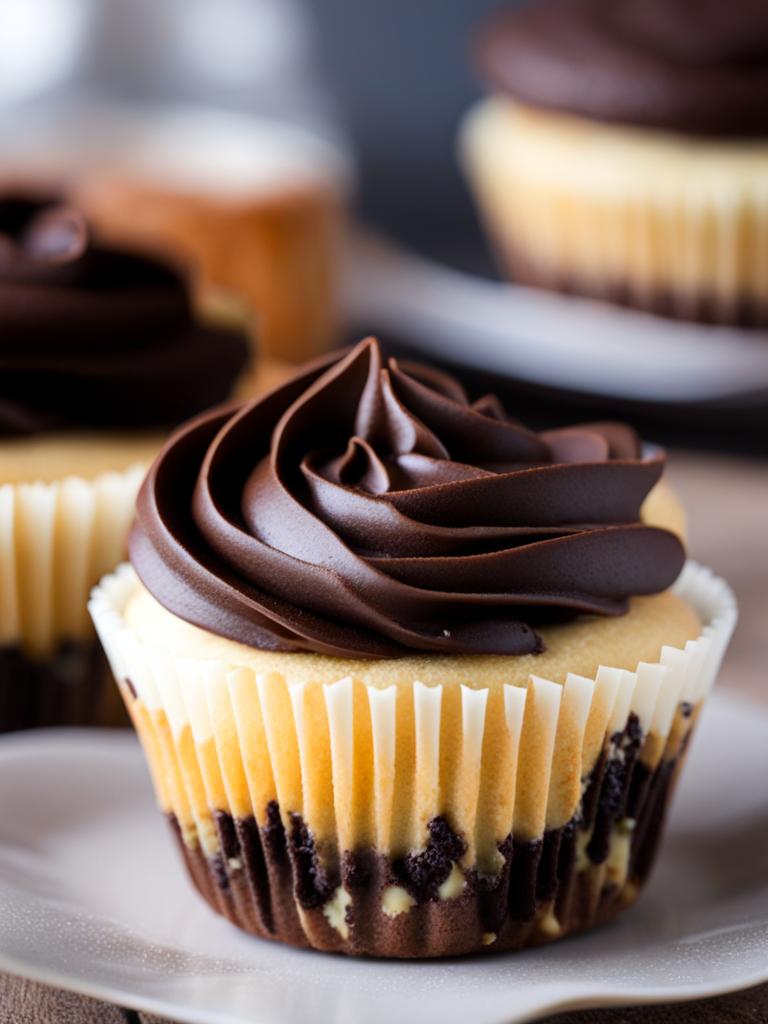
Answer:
[477, 0, 768, 136]
[130, 338, 685, 659]
[0, 195, 249, 436]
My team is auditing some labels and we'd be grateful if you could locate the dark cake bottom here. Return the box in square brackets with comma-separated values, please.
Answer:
[168, 715, 683, 958]
[0, 641, 125, 732]
[498, 244, 768, 329]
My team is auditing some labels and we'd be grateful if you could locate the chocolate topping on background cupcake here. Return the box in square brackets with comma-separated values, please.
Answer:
[0, 195, 249, 437]
[130, 337, 685, 659]
[477, 0, 768, 136]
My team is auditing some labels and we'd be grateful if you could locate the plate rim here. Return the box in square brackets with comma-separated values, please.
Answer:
[2, 948, 768, 1024]
[341, 229, 768, 404]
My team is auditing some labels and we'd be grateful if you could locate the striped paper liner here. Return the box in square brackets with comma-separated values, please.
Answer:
[460, 97, 768, 323]
[0, 464, 145, 730]
[90, 561, 736, 956]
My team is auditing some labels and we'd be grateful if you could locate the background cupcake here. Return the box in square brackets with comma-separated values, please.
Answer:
[0, 192, 250, 732]
[460, 0, 768, 326]
[91, 337, 736, 957]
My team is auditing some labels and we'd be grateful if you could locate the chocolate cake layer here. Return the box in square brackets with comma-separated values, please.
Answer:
[169, 711, 683, 957]
[500, 244, 768, 329]
[0, 641, 122, 732]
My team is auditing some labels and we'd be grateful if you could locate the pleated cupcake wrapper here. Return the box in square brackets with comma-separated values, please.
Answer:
[0, 465, 145, 656]
[460, 99, 768, 320]
[0, 465, 144, 731]
[91, 563, 735, 953]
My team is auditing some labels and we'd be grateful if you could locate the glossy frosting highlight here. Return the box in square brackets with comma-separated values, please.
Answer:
[0, 195, 248, 436]
[130, 338, 684, 659]
[477, 0, 768, 136]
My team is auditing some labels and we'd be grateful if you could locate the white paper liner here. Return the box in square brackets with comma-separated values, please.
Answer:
[1, 465, 145, 657]
[91, 561, 736, 875]
[460, 98, 768, 314]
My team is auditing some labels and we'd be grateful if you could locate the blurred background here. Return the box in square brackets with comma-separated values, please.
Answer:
[312, 0, 495, 267]
[6, 0, 763, 447]
[0, 0, 491, 260]
[0, 0, 764, 696]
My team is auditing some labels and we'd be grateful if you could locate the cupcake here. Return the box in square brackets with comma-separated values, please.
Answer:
[460, 0, 768, 326]
[0, 193, 249, 732]
[91, 338, 736, 957]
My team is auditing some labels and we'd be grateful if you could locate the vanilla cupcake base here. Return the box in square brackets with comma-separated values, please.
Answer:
[460, 98, 768, 326]
[91, 563, 736, 957]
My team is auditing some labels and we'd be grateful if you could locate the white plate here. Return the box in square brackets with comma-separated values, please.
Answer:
[1, 689, 767, 1024]
[342, 231, 768, 403]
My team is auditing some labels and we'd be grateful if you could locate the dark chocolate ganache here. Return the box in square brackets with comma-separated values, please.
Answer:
[477, 0, 768, 136]
[0, 195, 249, 436]
[129, 337, 685, 659]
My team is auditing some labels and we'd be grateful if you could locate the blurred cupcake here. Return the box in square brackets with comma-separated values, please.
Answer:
[91, 338, 735, 957]
[0, 193, 249, 732]
[69, 107, 350, 364]
[460, 0, 768, 325]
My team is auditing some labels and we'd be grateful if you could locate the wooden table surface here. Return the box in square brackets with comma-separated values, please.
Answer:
[2, 450, 767, 1024]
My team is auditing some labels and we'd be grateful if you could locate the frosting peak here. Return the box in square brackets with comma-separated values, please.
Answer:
[477, 0, 768, 136]
[0, 194, 249, 436]
[130, 338, 685, 659]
